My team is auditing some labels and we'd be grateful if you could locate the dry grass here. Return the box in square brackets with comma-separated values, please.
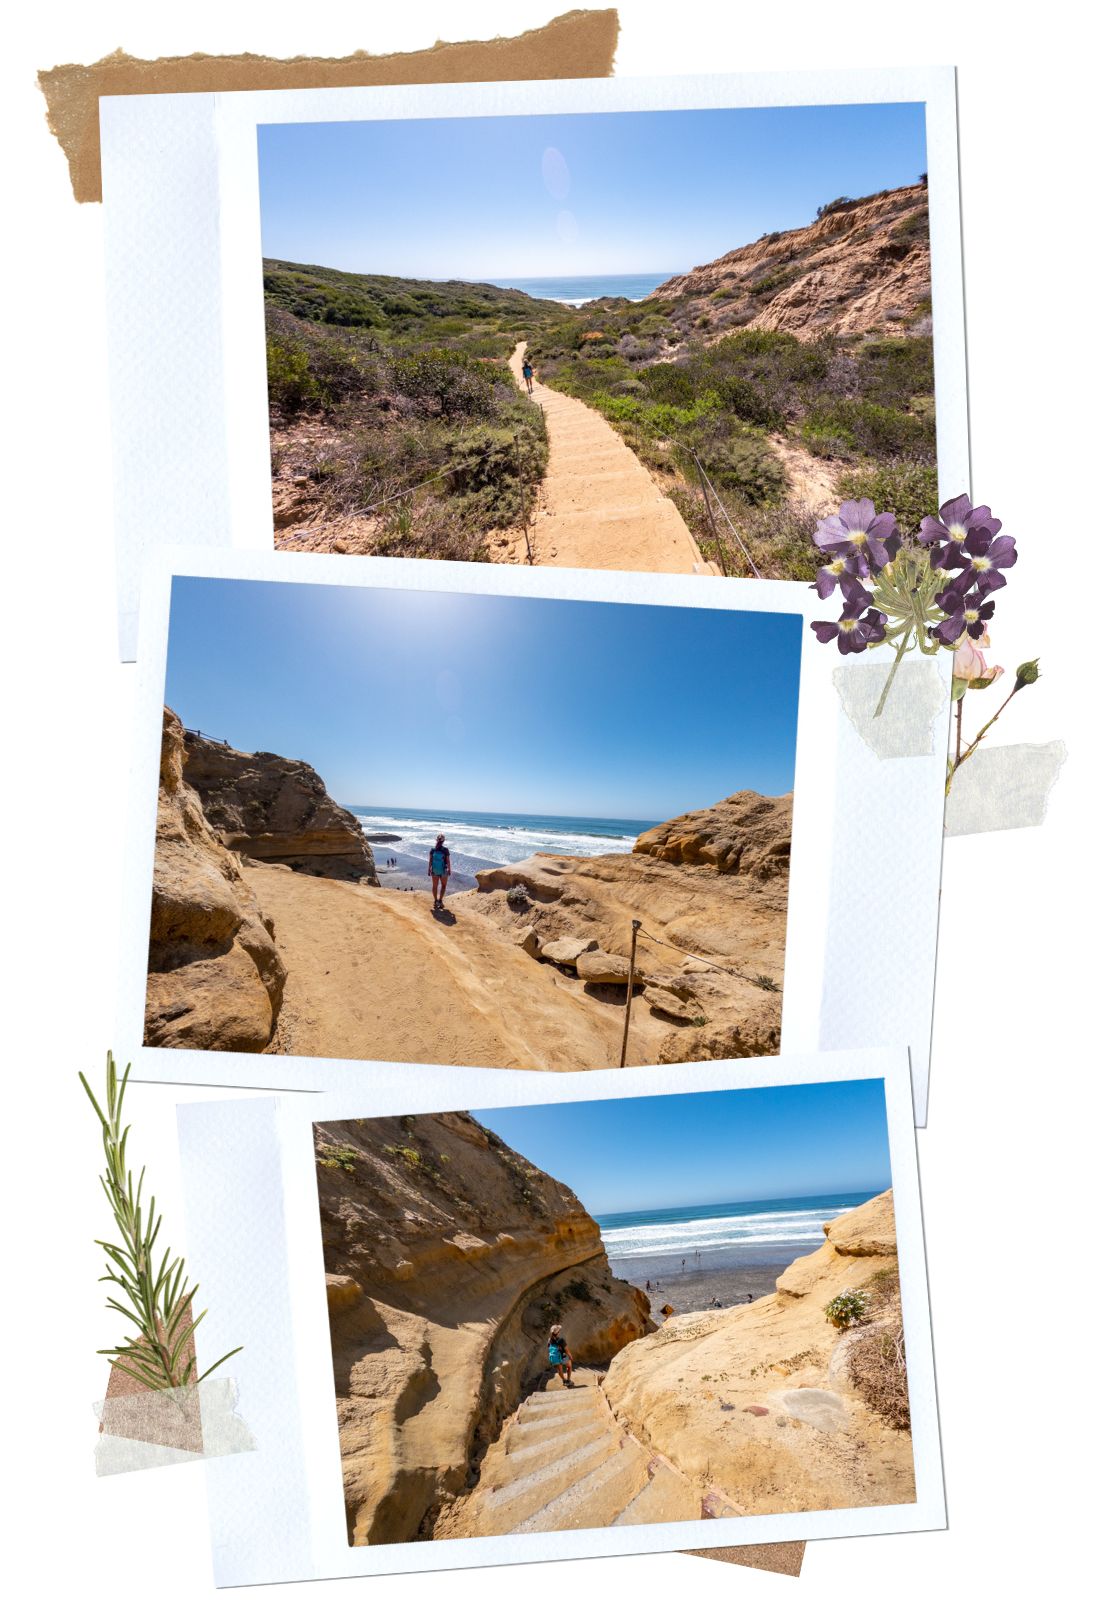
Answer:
[846, 1268, 910, 1430]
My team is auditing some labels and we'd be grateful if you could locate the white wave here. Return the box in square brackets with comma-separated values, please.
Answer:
[349, 811, 638, 865]
[601, 1206, 854, 1259]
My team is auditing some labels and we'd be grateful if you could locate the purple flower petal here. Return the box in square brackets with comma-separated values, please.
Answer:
[838, 497, 876, 532]
[918, 514, 948, 545]
[937, 493, 974, 527]
[811, 620, 840, 644]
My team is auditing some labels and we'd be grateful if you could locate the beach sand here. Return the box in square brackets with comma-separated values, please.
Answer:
[370, 844, 478, 894]
[611, 1251, 804, 1315]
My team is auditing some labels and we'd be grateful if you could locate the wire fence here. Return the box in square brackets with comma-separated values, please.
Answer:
[617, 919, 780, 1066]
[670, 438, 763, 580]
[635, 926, 781, 993]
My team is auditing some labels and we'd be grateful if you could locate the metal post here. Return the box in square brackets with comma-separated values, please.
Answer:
[619, 919, 641, 1068]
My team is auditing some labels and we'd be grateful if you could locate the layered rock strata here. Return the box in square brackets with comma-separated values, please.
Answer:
[317, 1113, 652, 1545]
[652, 184, 930, 341]
[602, 1191, 915, 1515]
[145, 709, 286, 1051]
[182, 729, 378, 883]
[467, 790, 791, 1059]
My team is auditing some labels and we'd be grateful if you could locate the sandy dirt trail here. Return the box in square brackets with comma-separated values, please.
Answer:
[509, 342, 710, 574]
[247, 863, 661, 1069]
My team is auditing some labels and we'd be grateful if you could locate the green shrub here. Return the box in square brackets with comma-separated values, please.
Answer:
[802, 398, 932, 459]
[835, 460, 940, 538]
[824, 1289, 870, 1329]
[697, 435, 788, 505]
[389, 349, 498, 418]
[267, 338, 321, 414]
[447, 418, 548, 528]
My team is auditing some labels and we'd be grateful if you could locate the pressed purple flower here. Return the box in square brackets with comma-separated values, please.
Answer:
[812, 552, 864, 599]
[919, 493, 1002, 570]
[814, 498, 900, 573]
[811, 585, 888, 655]
[958, 527, 1017, 593]
[931, 582, 996, 645]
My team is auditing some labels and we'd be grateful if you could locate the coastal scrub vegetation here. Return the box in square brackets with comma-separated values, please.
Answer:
[264, 183, 936, 575]
[845, 1266, 910, 1430]
[525, 316, 935, 576]
[265, 262, 560, 559]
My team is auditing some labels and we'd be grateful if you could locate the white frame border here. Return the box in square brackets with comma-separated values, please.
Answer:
[101, 66, 966, 659]
[121, 546, 949, 1123]
[179, 1048, 944, 1585]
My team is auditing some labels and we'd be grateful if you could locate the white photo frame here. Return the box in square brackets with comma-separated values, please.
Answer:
[177, 1048, 944, 1584]
[120, 546, 949, 1122]
[101, 66, 967, 660]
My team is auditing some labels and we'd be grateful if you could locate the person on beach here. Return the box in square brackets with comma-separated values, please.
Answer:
[522, 356, 534, 394]
[429, 834, 451, 910]
[547, 1324, 573, 1386]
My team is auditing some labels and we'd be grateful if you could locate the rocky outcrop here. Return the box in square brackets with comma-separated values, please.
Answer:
[181, 729, 378, 883]
[634, 790, 792, 879]
[601, 1191, 914, 1515]
[317, 1113, 652, 1545]
[145, 709, 286, 1051]
[465, 790, 791, 1059]
[652, 183, 930, 342]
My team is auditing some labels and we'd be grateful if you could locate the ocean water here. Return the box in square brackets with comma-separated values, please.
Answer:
[488, 272, 675, 307]
[597, 1192, 875, 1275]
[345, 803, 655, 882]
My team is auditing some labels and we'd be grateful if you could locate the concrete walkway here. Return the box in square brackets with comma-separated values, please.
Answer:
[510, 343, 712, 574]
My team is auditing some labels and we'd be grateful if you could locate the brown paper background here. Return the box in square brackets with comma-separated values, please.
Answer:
[38, 9, 619, 203]
[46, 6, 803, 1573]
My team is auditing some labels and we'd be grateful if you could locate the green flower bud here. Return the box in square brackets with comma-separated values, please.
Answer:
[1014, 658, 1040, 690]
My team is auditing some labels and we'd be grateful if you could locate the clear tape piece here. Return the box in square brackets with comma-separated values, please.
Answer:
[944, 741, 1067, 836]
[833, 658, 947, 759]
[94, 1376, 256, 1475]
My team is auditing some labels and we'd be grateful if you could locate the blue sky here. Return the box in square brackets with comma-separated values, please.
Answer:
[258, 103, 927, 280]
[477, 1081, 891, 1214]
[164, 578, 800, 819]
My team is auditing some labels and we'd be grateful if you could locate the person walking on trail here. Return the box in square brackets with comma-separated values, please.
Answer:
[522, 356, 535, 395]
[428, 833, 451, 911]
[547, 1324, 574, 1386]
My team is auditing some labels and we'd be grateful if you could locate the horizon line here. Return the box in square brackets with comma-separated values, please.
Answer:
[591, 1185, 883, 1219]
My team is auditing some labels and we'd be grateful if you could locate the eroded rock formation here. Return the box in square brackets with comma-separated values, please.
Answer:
[653, 184, 931, 341]
[634, 790, 792, 879]
[316, 1112, 652, 1545]
[145, 709, 286, 1051]
[465, 790, 791, 1059]
[182, 729, 378, 883]
[602, 1191, 914, 1515]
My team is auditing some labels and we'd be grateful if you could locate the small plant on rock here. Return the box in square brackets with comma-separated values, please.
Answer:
[824, 1289, 870, 1329]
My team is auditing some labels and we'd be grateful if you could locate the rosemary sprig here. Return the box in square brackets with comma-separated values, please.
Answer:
[80, 1052, 242, 1390]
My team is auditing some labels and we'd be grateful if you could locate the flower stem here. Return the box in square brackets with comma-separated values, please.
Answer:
[873, 628, 912, 718]
[950, 683, 1021, 782]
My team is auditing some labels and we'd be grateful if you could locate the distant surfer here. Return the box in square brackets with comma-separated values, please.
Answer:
[429, 833, 452, 911]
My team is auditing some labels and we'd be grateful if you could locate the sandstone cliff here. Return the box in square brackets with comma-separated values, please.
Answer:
[181, 729, 378, 883]
[145, 709, 286, 1051]
[317, 1113, 652, 1545]
[652, 184, 930, 342]
[634, 790, 792, 879]
[602, 1191, 914, 1515]
[465, 790, 790, 1060]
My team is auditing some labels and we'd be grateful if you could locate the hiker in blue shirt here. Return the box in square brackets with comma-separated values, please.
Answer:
[428, 833, 452, 911]
[547, 1323, 574, 1386]
[522, 357, 534, 394]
